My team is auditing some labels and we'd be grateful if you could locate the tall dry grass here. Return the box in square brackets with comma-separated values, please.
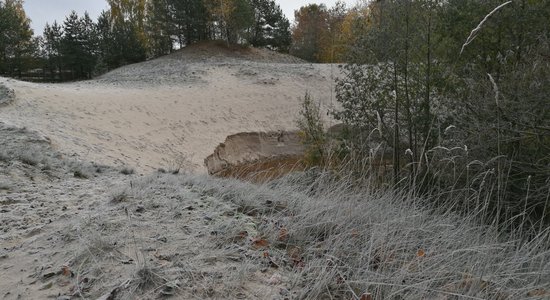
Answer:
[179, 171, 550, 299]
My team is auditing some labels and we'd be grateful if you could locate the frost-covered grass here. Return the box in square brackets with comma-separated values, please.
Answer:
[3, 115, 546, 298]
[179, 171, 550, 299]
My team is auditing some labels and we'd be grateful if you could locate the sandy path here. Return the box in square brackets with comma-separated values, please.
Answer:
[0, 62, 337, 172]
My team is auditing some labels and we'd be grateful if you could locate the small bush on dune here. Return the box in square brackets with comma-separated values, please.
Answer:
[110, 188, 129, 203]
[296, 91, 326, 167]
[66, 160, 97, 179]
[17, 150, 42, 166]
[134, 267, 166, 291]
[120, 166, 135, 175]
[0, 182, 11, 190]
[73, 169, 90, 179]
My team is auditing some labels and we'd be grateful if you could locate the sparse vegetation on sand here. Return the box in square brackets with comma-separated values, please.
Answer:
[181, 172, 550, 299]
[0, 83, 15, 106]
[0, 1, 548, 298]
[0, 122, 548, 299]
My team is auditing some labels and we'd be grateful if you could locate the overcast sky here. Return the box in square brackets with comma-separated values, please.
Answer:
[24, 0, 357, 35]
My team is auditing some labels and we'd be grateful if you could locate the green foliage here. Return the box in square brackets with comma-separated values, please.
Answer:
[249, 0, 291, 51]
[97, 10, 147, 71]
[60, 11, 99, 79]
[2, 0, 293, 81]
[42, 21, 63, 78]
[331, 0, 550, 227]
[290, 4, 328, 62]
[0, 0, 35, 76]
[169, 0, 208, 47]
[296, 92, 326, 167]
[333, 63, 395, 142]
[107, 0, 147, 38]
[145, 0, 291, 57]
[228, 0, 254, 43]
[290, 1, 353, 62]
[145, 0, 173, 57]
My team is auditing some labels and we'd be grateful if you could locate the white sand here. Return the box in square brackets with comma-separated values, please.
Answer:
[0, 122, 289, 299]
[0, 47, 338, 172]
[0, 49, 341, 297]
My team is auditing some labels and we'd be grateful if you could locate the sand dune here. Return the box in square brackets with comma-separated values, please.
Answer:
[0, 44, 339, 172]
[0, 122, 287, 299]
[0, 45, 340, 298]
[2, 43, 548, 300]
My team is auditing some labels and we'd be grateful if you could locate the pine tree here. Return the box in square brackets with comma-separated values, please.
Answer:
[249, 0, 291, 52]
[146, 0, 173, 57]
[317, 1, 347, 62]
[80, 12, 99, 78]
[97, 10, 146, 70]
[59, 11, 100, 79]
[60, 11, 84, 79]
[0, 0, 35, 76]
[226, 0, 254, 44]
[203, 0, 254, 44]
[42, 21, 63, 79]
[169, 0, 208, 47]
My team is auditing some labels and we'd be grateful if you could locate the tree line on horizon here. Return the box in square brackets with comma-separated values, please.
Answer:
[0, 0, 291, 80]
[0, 0, 370, 79]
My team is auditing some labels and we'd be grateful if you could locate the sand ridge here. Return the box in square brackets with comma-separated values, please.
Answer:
[0, 44, 339, 173]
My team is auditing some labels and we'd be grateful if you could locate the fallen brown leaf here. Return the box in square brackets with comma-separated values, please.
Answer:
[360, 292, 373, 300]
[528, 289, 548, 296]
[278, 227, 289, 241]
[252, 238, 269, 249]
[61, 266, 72, 277]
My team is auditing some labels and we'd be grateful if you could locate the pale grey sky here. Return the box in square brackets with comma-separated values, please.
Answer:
[23, 0, 356, 35]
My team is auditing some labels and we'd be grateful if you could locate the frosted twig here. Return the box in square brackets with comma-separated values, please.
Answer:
[460, 1, 513, 55]
[487, 73, 500, 106]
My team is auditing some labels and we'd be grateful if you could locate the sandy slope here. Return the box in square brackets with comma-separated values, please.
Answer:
[0, 44, 338, 173]
[0, 123, 293, 299]
[0, 46, 339, 298]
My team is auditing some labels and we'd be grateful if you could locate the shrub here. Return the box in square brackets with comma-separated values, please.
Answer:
[296, 91, 327, 167]
[120, 166, 135, 175]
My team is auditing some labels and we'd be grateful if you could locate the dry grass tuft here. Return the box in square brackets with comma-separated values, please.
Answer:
[120, 166, 135, 175]
[110, 188, 130, 203]
[178, 171, 550, 299]
[134, 267, 166, 290]
[215, 155, 306, 183]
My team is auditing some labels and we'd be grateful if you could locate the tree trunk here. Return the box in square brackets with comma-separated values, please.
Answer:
[393, 62, 400, 187]
[425, 8, 432, 149]
[404, 0, 414, 173]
